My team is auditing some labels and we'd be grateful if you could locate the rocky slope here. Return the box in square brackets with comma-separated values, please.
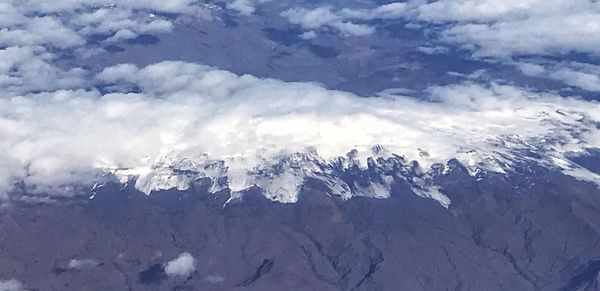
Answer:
[2, 163, 600, 290]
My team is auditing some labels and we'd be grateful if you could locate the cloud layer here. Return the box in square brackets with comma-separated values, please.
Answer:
[1, 60, 599, 203]
[282, 0, 600, 58]
[0, 0, 214, 96]
[409, 0, 600, 57]
[1, 0, 600, 205]
[279, 1, 600, 96]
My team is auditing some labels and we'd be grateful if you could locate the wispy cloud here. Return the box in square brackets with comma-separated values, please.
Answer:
[0, 279, 24, 291]
[516, 61, 600, 92]
[68, 258, 99, 270]
[226, 0, 271, 15]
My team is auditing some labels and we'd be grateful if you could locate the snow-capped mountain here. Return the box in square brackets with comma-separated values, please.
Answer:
[3, 1, 600, 290]
[107, 149, 452, 206]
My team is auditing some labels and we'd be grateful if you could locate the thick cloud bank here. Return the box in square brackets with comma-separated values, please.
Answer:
[1, 60, 599, 204]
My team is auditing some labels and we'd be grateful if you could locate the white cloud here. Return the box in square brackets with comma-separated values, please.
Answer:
[0, 0, 206, 96]
[280, 2, 410, 37]
[226, 0, 271, 15]
[282, 7, 375, 36]
[417, 46, 449, 55]
[72, 7, 174, 39]
[164, 252, 196, 277]
[442, 14, 600, 58]
[340, 3, 409, 20]
[412, 0, 549, 23]
[282, 1, 600, 58]
[0, 16, 84, 49]
[13, 0, 199, 13]
[0, 0, 207, 64]
[0, 46, 88, 96]
[516, 61, 600, 92]
[299, 31, 317, 40]
[68, 259, 99, 269]
[226, 0, 254, 15]
[407, 0, 600, 58]
[0, 280, 24, 291]
[105, 29, 139, 43]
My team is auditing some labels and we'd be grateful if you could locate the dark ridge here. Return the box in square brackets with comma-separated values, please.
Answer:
[354, 254, 384, 288]
[52, 267, 68, 275]
[566, 148, 600, 174]
[94, 83, 143, 95]
[307, 44, 340, 59]
[563, 260, 600, 291]
[220, 13, 239, 28]
[238, 259, 274, 287]
[262, 27, 304, 46]
[104, 45, 125, 53]
[126, 34, 161, 45]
